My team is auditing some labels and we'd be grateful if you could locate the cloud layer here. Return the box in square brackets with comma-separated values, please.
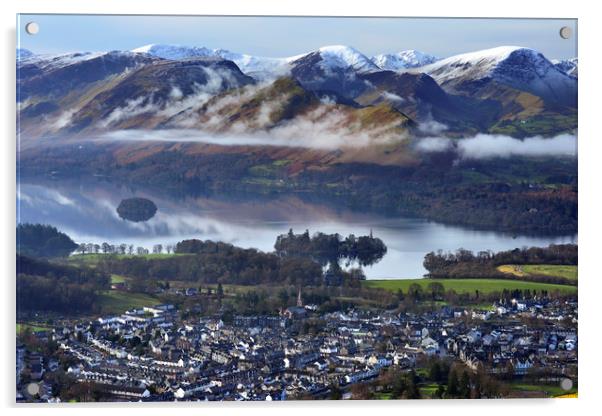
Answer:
[415, 133, 577, 159]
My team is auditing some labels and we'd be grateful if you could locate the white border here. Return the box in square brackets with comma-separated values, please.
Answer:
[2, 1, 601, 415]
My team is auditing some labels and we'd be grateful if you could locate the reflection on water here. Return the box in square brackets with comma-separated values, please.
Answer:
[17, 180, 577, 279]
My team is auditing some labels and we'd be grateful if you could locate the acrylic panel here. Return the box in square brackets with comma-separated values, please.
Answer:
[16, 14, 577, 402]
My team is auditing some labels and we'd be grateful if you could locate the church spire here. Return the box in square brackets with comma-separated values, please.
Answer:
[297, 288, 303, 307]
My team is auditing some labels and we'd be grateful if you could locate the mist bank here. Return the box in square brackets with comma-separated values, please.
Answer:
[95, 124, 406, 151]
[415, 133, 577, 159]
[92, 129, 578, 159]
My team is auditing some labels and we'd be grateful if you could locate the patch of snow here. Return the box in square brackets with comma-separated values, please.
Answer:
[132, 44, 213, 60]
[552, 57, 578, 77]
[416, 46, 577, 104]
[17, 48, 34, 60]
[18, 51, 126, 70]
[316, 45, 380, 73]
[372, 50, 439, 71]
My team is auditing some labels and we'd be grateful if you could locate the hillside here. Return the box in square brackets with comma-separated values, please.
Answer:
[17, 44, 577, 144]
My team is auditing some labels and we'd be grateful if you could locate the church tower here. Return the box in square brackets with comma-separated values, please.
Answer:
[296, 288, 303, 307]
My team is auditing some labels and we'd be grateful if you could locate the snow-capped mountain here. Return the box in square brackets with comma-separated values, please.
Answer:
[308, 45, 380, 74]
[132, 44, 214, 60]
[212, 49, 297, 79]
[286, 45, 382, 99]
[17, 51, 157, 103]
[16, 43, 577, 140]
[17, 50, 149, 72]
[17, 48, 34, 60]
[553, 58, 578, 78]
[132, 44, 297, 80]
[417, 46, 577, 106]
[132, 44, 379, 79]
[371, 50, 439, 71]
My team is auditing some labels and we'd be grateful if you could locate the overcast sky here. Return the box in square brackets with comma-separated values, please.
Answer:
[17, 14, 577, 60]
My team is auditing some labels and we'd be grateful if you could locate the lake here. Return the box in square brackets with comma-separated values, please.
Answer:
[17, 180, 577, 279]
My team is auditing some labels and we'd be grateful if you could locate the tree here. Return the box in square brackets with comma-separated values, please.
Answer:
[447, 367, 459, 397]
[17, 223, 78, 258]
[329, 384, 342, 400]
[153, 244, 163, 254]
[459, 370, 471, 399]
[407, 283, 423, 301]
[350, 383, 372, 400]
[217, 283, 224, 301]
[77, 243, 87, 255]
[427, 281, 445, 301]
[429, 360, 442, 382]
[403, 371, 421, 399]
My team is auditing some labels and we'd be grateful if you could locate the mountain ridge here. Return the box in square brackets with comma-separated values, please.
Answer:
[17, 44, 577, 142]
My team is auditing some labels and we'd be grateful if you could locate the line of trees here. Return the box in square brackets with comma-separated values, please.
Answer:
[423, 244, 577, 285]
[75, 242, 175, 255]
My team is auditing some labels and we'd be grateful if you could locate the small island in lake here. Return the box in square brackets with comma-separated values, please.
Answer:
[116, 197, 158, 222]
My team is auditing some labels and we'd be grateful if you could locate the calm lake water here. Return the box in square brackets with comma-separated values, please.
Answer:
[17, 180, 577, 279]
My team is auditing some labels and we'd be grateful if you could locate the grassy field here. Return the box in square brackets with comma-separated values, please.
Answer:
[16, 323, 51, 335]
[418, 383, 440, 397]
[69, 252, 191, 266]
[110, 274, 129, 284]
[497, 264, 577, 281]
[363, 278, 577, 295]
[97, 291, 160, 314]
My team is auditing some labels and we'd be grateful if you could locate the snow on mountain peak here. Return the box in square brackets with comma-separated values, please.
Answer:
[17, 51, 113, 71]
[372, 50, 439, 71]
[131, 44, 293, 80]
[553, 57, 578, 78]
[315, 45, 380, 73]
[417, 46, 527, 80]
[17, 48, 34, 60]
[418, 46, 576, 106]
[132, 44, 214, 60]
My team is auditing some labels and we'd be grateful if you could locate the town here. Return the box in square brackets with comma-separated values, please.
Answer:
[17, 289, 578, 402]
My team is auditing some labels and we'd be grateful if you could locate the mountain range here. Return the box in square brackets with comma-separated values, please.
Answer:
[16, 44, 577, 144]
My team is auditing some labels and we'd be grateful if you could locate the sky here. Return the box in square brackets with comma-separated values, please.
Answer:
[17, 14, 577, 60]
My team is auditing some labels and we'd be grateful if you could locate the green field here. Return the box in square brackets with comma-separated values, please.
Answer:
[16, 323, 51, 335]
[363, 278, 577, 295]
[69, 252, 191, 266]
[97, 291, 160, 314]
[110, 274, 128, 284]
[418, 383, 440, 397]
[498, 264, 577, 281]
